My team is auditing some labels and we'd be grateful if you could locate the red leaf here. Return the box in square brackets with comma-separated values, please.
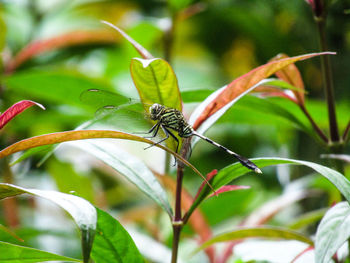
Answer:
[254, 86, 298, 103]
[270, 53, 305, 105]
[291, 246, 314, 263]
[5, 30, 119, 73]
[208, 185, 250, 198]
[192, 52, 335, 130]
[0, 100, 45, 130]
[193, 169, 218, 201]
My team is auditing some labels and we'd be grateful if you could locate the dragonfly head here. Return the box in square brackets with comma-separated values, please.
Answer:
[149, 103, 164, 120]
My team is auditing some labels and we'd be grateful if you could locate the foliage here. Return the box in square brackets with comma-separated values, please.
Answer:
[0, 1, 349, 263]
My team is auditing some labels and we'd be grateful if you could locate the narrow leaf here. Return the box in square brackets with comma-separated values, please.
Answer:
[208, 185, 250, 197]
[243, 190, 308, 226]
[288, 208, 327, 230]
[0, 130, 208, 192]
[4, 70, 114, 106]
[68, 140, 173, 216]
[91, 208, 144, 263]
[270, 53, 305, 105]
[192, 52, 335, 130]
[0, 100, 45, 130]
[193, 226, 313, 254]
[189, 79, 271, 145]
[0, 183, 96, 263]
[101, 20, 153, 59]
[0, 241, 81, 263]
[186, 157, 350, 221]
[5, 30, 119, 73]
[315, 202, 350, 263]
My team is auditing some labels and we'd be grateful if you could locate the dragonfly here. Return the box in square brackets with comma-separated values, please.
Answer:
[81, 89, 262, 174]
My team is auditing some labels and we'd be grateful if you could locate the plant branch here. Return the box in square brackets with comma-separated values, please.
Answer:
[316, 18, 339, 142]
[1, 159, 20, 227]
[299, 104, 328, 143]
[171, 138, 191, 263]
[342, 120, 350, 142]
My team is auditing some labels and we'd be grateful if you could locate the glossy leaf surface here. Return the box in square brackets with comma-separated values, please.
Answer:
[0, 100, 45, 130]
[0, 241, 81, 263]
[187, 157, 349, 220]
[68, 140, 173, 216]
[0, 183, 96, 263]
[91, 208, 144, 263]
[315, 202, 350, 263]
[192, 52, 335, 130]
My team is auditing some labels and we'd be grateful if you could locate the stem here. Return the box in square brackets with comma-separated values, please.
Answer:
[316, 18, 339, 142]
[1, 159, 20, 227]
[299, 104, 328, 143]
[171, 138, 191, 263]
[342, 119, 350, 142]
[164, 12, 177, 63]
[171, 157, 184, 263]
[171, 224, 182, 263]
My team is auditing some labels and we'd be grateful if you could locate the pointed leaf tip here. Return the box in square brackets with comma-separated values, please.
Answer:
[0, 100, 45, 130]
[101, 20, 153, 59]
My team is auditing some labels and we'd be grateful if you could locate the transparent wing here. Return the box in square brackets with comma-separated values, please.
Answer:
[80, 89, 133, 109]
[90, 104, 153, 133]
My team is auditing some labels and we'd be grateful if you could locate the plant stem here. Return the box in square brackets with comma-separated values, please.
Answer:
[171, 160, 184, 263]
[299, 104, 328, 143]
[342, 120, 350, 142]
[316, 18, 339, 143]
[1, 159, 20, 227]
[171, 138, 191, 263]
[164, 13, 177, 63]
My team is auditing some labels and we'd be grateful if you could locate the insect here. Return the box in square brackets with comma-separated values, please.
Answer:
[81, 89, 262, 174]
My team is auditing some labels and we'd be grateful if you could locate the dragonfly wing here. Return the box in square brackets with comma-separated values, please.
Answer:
[80, 89, 132, 109]
[92, 104, 152, 133]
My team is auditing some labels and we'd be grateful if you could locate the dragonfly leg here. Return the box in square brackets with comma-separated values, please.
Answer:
[163, 126, 179, 153]
[143, 122, 161, 139]
[144, 124, 169, 150]
[162, 126, 180, 166]
[133, 122, 160, 136]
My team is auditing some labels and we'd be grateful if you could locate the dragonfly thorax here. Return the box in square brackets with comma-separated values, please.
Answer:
[149, 103, 165, 120]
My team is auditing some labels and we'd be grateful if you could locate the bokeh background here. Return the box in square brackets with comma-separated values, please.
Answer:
[0, 0, 350, 262]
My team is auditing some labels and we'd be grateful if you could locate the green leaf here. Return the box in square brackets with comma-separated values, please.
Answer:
[315, 202, 350, 263]
[67, 140, 173, 216]
[288, 208, 327, 230]
[130, 58, 182, 111]
[0, 13, 6, 69]
[0, 183, 96, 263]
[0, 241, 81, 263]
[91, 208, 144, 263]
[3, 70, 113, 106]
[48, 159, 95, 203]
[130, 57, 182, 152]
[193, 226, 313, 254]
[186, 158, 349, 221]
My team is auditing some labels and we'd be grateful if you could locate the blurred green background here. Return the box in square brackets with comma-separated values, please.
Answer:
[0, 0, 349, 262]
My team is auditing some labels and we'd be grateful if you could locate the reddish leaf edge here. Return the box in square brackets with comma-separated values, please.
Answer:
[5, 31, 119, 73]
[193, 51, 336, 130]
[0, 100, 45, 130]
[0, 129, 216, 194]
[208, 185, 250, 198]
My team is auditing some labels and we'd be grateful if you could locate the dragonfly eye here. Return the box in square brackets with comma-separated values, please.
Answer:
[149, 103, 162, 120]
